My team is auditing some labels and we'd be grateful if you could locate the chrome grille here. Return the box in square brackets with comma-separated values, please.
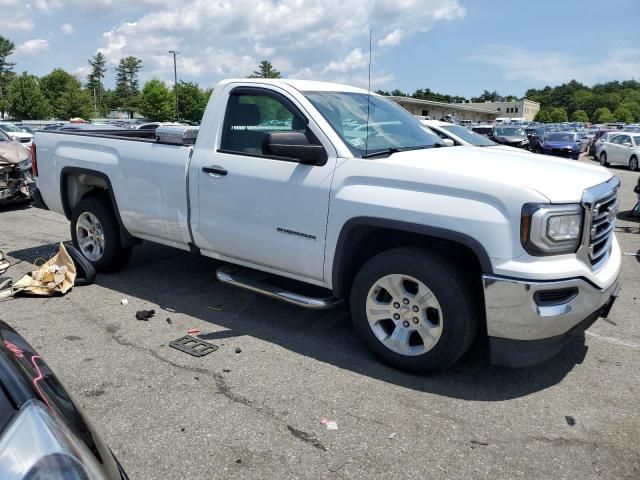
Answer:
[580, 177, 619, 271]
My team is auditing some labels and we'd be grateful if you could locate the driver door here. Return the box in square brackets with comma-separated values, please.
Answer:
[193, 86, 336, 282]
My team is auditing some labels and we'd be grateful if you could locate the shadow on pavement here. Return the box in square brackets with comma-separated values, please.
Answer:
[0, 200, 32, 213]
[8, 241, 588, 402]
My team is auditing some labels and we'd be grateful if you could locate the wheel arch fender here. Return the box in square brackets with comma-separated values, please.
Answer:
[61, 166, 137, 246]
[330, 217, 493, 298]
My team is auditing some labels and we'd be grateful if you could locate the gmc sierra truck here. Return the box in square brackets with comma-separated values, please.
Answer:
[31, 79, 621, 371]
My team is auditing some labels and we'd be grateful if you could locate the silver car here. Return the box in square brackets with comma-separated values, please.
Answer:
[597, 132, 640, 171]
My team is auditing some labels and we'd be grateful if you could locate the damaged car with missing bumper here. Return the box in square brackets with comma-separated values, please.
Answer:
[0, 129, 33, 204]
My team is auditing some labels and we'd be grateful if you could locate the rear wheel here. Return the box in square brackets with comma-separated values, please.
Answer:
[349, 247, 477, 372]
[629, 155, 639, 172]
[71, 196, 132, 272]
[599, 151, 609, 167]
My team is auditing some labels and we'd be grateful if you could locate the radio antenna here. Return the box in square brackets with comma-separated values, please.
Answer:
[364, 29, 372, 157]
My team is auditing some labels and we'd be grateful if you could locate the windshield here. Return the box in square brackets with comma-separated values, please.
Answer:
[441, 125, 495, 146]
[304, 91, 443, 157]
[545, 132, 576, 142]
[0, 123, 22, 133]
[494, 127, 526, 137]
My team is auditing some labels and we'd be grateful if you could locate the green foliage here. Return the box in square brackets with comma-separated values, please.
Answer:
[7, 72, 51, 120]
[549, 107, 568, 123]
[613, 106, 633, 124]
[526, 79, 640, 123]
[86, 52, 107, 115]
[115, 56, 143, 118]
[40, 68, 93, 119]
[534, 108, 552, 122]
[592, 107, 615, 123]
[248, 61, 281, 78]
[0, 35, 16, 118]
[571, 109, 589, 122]
[176, 81, 211, 122]
[139, 79, 174, 121]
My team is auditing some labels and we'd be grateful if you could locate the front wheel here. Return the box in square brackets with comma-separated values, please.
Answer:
[629, 156, 639, 172]
[349, 247, 477, 372]
[599, 152, 609, 167]
[71, 195, 132, 272]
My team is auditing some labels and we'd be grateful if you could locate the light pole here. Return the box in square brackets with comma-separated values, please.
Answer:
[168, 50, 180, 121]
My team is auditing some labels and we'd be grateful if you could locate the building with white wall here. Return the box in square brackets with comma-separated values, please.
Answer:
[388, 96, 500, 123]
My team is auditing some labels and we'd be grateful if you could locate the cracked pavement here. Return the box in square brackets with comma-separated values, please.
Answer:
[0, 154, 638, 479]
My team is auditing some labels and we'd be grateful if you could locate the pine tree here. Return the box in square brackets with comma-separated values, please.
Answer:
[86, 52, 107, 116]
[114, 56, 142, 118]
[0, 36, 16, 119]
[248, 61, 281, 78]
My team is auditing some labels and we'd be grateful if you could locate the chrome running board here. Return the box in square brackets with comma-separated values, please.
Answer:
[216, 265, 342, 310]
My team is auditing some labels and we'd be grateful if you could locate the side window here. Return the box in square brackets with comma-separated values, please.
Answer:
[609, 135, 622, 144]
[220, 90, 314, 156]
[621, 135, 632, 145]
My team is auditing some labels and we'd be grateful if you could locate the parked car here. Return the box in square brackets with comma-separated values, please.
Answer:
[471, 124, 493, 137]
[490, 126, 530, 149]
[588, 129, 616, 156]
[0, 320, 129, 479]
[421, 120, 524, 152]
[538, 131, 582, 160]
[597, 132, 640, 171]
[32, 79, 621, 371]
[0, 122, 33, 148]
[0, 128, 33, 203]
[525, 127, 546, 152]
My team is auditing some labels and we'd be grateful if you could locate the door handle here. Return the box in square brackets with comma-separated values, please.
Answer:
[202, 165, 228, 176]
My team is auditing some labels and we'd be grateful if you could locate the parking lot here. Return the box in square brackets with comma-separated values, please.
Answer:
[1, 154, 638, 479]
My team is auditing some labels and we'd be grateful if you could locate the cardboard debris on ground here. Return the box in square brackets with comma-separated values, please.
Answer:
[9, 243, 77, 297]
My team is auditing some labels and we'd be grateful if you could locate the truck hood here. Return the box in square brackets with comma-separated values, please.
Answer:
[383, 146, 612, 203]
[0, 141, 29, 164]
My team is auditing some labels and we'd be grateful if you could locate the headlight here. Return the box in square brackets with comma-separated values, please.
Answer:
[0, 401, 109, 480]
[16, 159, 32, 171]
[521, 203, 583, 255]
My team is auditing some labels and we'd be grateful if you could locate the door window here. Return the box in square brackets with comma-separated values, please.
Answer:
[220, 90, 317, 156]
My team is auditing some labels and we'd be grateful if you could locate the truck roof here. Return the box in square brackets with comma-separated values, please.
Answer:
[218, 78, 371, 94]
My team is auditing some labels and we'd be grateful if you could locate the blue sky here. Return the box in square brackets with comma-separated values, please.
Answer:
[3, 0, 639, 97]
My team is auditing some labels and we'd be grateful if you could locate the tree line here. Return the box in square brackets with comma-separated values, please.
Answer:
[0, 35, 213, 122]
[377, 80, 640, 124]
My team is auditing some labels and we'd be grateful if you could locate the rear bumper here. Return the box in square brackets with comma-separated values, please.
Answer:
[483, 274, 620, 367]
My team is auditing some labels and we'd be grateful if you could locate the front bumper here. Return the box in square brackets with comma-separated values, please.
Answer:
[483, 274, 620, 367]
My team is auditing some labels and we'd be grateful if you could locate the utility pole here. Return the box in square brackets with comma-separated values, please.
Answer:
[168, 50, 180, 122]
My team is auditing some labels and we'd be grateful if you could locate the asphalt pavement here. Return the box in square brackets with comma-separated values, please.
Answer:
[0, 153, 638, 479]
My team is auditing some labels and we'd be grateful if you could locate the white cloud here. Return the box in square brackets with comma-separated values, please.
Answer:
[0, 0, 34, 30]
[15, 39, 50, 55]
[378, 29, 405, 47]
[61, 23, 74, 34]
[470, 45, 640, 86]
[323, 49, 368, 74]
[90, 0, 464, 87]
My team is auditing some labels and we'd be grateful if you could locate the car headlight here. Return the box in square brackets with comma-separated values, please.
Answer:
[16, 158, 32, 171]
[0, 401, 110, 480]
[521, 203, 583, 255]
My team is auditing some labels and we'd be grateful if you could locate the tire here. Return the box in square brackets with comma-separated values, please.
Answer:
[599, 151, 609, 167]
[349, 247, 478, 372]
[70, 195, 132, 272]
[64, 242, 97, 286]
[629, 155, 639, 172]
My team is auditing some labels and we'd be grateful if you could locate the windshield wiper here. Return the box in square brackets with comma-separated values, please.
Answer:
[361, 144, 438, 159]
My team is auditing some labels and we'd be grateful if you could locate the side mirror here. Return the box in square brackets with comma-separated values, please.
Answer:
[442, 138, 455, 147]
[262, 132, 327, 166]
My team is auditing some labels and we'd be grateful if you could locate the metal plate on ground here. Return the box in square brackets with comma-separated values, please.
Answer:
[169, 335, 218, 357]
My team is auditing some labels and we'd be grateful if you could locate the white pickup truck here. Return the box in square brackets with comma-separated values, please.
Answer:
[32, 79, 621, 371]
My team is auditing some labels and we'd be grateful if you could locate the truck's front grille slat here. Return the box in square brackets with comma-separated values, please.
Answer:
[582, 179, 619, 271]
